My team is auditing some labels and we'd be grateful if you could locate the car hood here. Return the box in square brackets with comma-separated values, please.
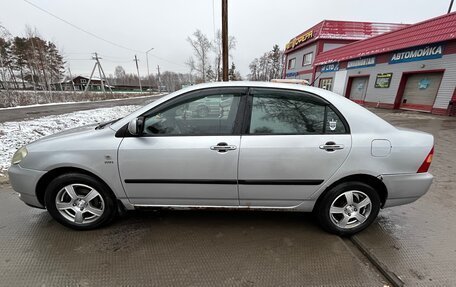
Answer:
[30, 124, 98, 144]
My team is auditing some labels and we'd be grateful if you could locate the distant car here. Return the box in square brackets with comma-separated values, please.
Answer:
[8, 82, 434, 235]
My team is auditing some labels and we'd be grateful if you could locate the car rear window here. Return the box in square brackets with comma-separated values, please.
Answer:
[248, 89, 348, 135]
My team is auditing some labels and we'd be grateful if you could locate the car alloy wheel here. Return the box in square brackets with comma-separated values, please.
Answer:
[315, 181, 380, 235]
[55, 183, 105, 225]
[329, 190, 372, 229]
[45, 173, 117, 230]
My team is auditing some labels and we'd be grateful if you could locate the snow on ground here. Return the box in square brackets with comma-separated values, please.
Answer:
[0, 94, 160, 110]
[0, 105, 140, 176]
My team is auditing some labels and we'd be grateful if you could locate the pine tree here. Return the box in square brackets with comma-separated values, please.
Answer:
[11, 37, 29, 88]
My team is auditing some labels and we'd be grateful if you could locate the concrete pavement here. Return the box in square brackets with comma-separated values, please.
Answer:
[0, 108, 455, 286]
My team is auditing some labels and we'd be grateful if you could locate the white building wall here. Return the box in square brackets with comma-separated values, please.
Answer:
[285, 44, 317, 75]
[323, 43, 346, 52]
[341, 53, 456, 110]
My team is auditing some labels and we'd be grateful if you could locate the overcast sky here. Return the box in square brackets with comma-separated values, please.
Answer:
[1, 0, 453, 77]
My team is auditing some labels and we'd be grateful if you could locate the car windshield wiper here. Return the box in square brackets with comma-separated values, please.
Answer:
[95, 118, 122, 129]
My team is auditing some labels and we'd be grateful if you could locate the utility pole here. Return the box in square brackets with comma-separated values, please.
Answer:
[449, 0, 454, 13]
[0, 53, 9, 92]
[134, 54, 142, 92]
[146, 48, 154, 90]
[95, 53, 105, 92]
[157, 65, 161, 93]
[85, 52, 112, 93]
[222, 0, 229, 81]
[68, 65, 75, 92]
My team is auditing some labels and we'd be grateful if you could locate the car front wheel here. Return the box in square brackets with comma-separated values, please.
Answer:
[316, 181, 381, 236]
[44, 173, 117, 230]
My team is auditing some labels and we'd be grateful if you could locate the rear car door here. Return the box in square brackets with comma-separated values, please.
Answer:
[118, 87, 247, 206]
[238, 88, 351, 207]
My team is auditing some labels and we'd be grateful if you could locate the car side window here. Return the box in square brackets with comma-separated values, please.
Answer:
[143, 93, 241, 136]
[249, 92, 326, 135]
[325, 106, 347, 134]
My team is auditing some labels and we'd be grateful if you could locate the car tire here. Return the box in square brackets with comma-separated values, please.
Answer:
[44, 173, 117, 230]
[315, 181, 380, 236]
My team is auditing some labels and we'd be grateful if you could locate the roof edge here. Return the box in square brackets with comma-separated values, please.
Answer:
[314, 11, 456, 65]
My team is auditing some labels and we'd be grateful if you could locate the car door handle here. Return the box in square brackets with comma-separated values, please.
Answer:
[319, 142, 344, 151]
[210, 142, 237, 152]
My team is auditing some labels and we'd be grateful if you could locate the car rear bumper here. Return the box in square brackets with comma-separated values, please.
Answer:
[8, 164, 46, 209]
[381, 172, 433, 208]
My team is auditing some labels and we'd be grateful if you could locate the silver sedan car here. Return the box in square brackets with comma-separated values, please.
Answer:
[8, 82, 434, 235]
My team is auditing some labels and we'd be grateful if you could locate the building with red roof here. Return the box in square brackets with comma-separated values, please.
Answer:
[283, 20, 407, 83]
[284, 12, 456, 115]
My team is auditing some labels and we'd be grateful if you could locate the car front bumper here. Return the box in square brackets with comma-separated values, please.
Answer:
[8, 164, 46, 209]
[382, 172, 433, 208]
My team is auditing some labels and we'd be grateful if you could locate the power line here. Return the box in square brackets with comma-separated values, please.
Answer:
[23, 0, 189, 72]
[22, 0, 142, 53]
[65, 58, 91, 61]
[103, 59, 134, 64]
[64, 52, 94, 55]
[147, 53, 188, 69]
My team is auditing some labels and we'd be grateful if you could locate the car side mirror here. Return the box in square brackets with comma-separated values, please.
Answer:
[127, 116, 145, 136]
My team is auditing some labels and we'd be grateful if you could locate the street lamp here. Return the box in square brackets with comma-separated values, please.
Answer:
[145, 47, 154, 90]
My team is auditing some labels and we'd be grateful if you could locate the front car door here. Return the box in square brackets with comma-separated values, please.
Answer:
[238, 88, 351, 207]
[118, 87, 247, 206]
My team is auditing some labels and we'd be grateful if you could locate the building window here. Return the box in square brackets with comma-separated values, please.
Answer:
[80, 79, 87, 84]
[319, 78, 333, 91]
[288, 58, 296, 70]
[302, 52, 313, 66]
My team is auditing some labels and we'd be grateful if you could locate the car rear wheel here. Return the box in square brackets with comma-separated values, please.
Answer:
[315, 181, 380, 236]
[44, 173, 117, 230]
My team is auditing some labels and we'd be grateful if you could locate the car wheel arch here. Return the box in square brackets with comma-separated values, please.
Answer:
[36, 167, 117, 208]
[312, 174, 388, 213]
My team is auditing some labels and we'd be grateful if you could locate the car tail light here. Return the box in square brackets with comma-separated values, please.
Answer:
[417, 147, 434, 173]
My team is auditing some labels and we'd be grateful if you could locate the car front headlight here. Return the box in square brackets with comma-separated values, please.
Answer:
[12, 146, 28, 165]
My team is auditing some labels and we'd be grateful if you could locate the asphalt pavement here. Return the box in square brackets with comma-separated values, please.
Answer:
[0, 95, 161, 123]
[0, 108, 455, 286]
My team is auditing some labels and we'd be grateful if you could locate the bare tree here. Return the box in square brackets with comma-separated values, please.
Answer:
[248, 45, 284, 81]
[114, 66, 126, 84]
[212, 29, 236, 81]
[186, 30, 212, 82]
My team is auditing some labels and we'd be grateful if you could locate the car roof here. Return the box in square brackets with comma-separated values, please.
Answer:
[111, 81, 396, 133]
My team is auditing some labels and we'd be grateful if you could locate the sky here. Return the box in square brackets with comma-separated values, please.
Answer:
[0, 0, 453, 78]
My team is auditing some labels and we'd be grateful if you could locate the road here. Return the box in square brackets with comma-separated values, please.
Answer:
[0, 108, 455, 286]
[0, 95, 162, 123]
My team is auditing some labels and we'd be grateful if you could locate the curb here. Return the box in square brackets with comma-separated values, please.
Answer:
[350, 235, 404, 287]
[0, 174, 9, 185]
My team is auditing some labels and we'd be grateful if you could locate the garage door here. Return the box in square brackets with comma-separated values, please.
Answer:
[348, 77, 369, 104]
[400, 73, 443, 112]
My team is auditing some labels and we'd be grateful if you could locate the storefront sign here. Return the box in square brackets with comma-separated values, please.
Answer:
[347, 57, 376, 69]
[286, 72, 298, 77]
[321, 62, 339, 73]
[285, 30, 314, 51]
[389, 44, 444, 64]
[375, 73, 393, 88]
